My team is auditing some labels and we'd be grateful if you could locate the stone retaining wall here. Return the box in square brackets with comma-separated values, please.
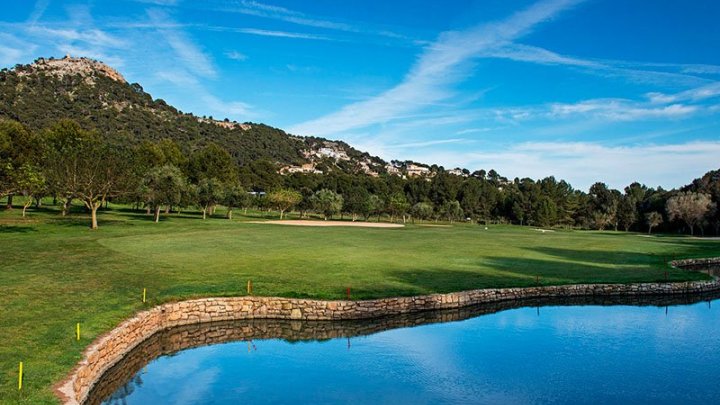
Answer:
[56, 257, 720, 405]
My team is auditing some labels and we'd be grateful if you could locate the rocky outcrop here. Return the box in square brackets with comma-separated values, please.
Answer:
[57, 258, 720, 405]
[20, 56, 126, 83]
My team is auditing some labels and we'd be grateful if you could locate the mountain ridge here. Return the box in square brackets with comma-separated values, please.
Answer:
[0, 55, 394, 177]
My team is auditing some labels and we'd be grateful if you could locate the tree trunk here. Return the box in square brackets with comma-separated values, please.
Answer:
[22, 200, 31, 217]
[146, 205, 151, 215]
[202, 207, 207, 220]
[62, 198, 73, 216]
[648, 226, 653, 234]
[35, 197, 41, 208]
[689, 223, 694, 236]
[154, 205, 161, 223]
[279, 209, 285, 220]
[5, 194, 13, 209]
[227, 209, 233, 220]
[90, 204, 99, 229]
[165, 205, 171, 214]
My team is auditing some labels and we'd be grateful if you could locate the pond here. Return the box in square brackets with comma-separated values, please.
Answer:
[91, 294, 720, 404]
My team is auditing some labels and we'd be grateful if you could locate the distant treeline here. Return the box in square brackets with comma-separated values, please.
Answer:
[1, 118, 718, 234]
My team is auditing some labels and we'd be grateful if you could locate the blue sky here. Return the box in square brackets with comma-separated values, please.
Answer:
[1, 0, 719, 190]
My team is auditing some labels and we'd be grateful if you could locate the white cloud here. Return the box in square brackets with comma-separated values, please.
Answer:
[289, 0, 584, 137]
[548, 99, 699, 121]
[647, 82, 720, 104]
[225, 50, 247, 61]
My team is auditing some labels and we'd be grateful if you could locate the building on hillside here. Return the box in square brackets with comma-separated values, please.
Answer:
[385, 164, 402, 176]
[280, 163, 323, 175]
[317, 147, 349, 160]
[407, 164, 431, 177]
[448, 168, 468, 177]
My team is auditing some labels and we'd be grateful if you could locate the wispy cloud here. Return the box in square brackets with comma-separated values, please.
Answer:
[289, 0, 584, 137]
[206, 0, 419, 44]
[27, 0, 50, 26]
[209, 26, 334, 41]
[646, 82, 720, 104]
[147, 9, 216, 78]
[385, 138, 471, 149]
[482, 43, 712, 87]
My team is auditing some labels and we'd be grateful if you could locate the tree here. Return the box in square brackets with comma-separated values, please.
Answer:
[440, 200, 463, 223]
[197, 178, 225, 220]
[617, 195, 638, 231]
[311, 189, 343, 220]
[533, 196, 557, 227]
[387, 192, 410, 223]
[666, 192, 714, 235]
[267, 188, 302, 219]
[588, 182, 619, 230]
[223, 184, 246, 220]
[187, 143, 237, 184]
[411, 202, 433, 223]
[16, 163, 45, 217]
[142, 165, 186, 223]
[366, 194, 384, 221]
[645, 211, 663, 234]
[44, 120, 137, 229]
[343, 186, 370, 221]
[0, 120, 40, 208]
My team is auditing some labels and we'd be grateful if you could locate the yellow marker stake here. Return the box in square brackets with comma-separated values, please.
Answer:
[142, 288, 146, 303]
[247, 280, 252, 295]
[76, 323, 81, 341]
[18, 362, 23, 391]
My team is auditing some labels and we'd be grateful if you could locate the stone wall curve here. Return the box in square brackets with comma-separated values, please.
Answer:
[56, 258, 720, 405]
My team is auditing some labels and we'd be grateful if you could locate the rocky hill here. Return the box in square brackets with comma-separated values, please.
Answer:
[0, 56, 390, 176]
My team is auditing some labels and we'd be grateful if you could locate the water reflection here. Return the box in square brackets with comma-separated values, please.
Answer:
[91, 293, 720, 405]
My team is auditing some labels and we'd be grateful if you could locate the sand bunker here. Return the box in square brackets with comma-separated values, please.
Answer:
[247, 220, 404, 228]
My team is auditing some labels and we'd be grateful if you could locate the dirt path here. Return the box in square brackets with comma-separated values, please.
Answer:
[247, 220, 404, 228]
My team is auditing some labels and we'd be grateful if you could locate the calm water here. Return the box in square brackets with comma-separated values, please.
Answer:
[97, 297, 720, 404]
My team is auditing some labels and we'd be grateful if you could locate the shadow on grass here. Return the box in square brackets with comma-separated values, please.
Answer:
[381, 255, 710, 297]
[529, 245, 720, 266]
[0, 225, 36, 233]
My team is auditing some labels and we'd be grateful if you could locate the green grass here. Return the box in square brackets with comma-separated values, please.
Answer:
[1, 202, 719, 404]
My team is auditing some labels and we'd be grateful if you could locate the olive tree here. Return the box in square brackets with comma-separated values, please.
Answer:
[666, 192, 714, 235]
[44, 120, 136, 229]
[267, 188, 302, 219]
[223, 184, 247, 220]
[197, 178, 225, 220]
[142, 165, 186, 223]
[311, 189, 343, 220]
